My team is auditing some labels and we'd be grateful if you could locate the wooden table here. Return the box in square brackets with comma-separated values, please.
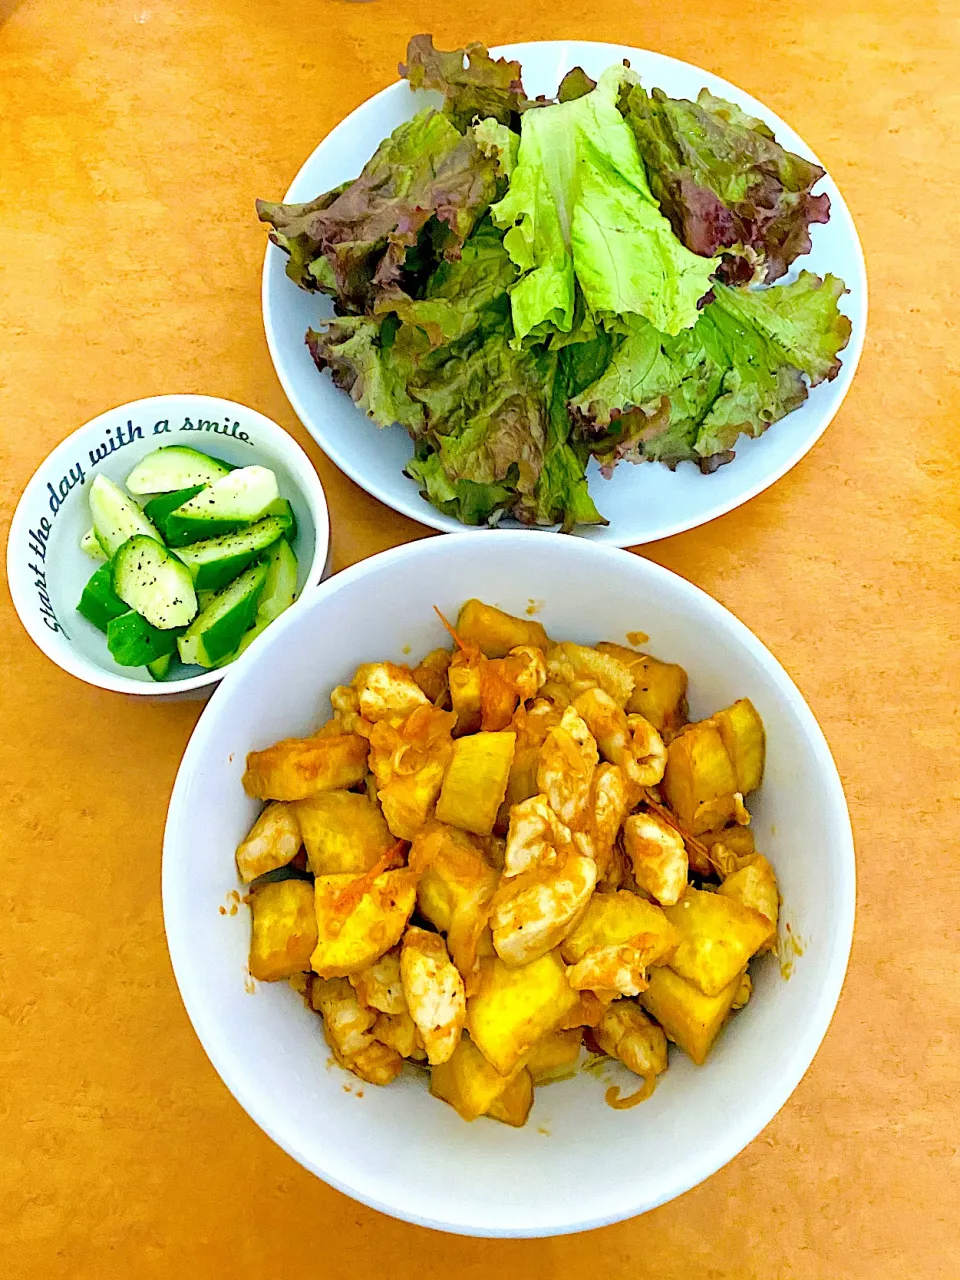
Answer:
[2, 0, 957, 1274]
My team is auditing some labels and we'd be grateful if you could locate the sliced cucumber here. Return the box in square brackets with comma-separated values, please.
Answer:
[112, 535, 198, 629]
[213, 538, 299, 667]
[77, 562, 128, 633]
[266, 497, 297, 543]
[107, 611, 181, 666]
[125, 446, 232, 495]
[178, 560, 269, 667]
[163, 466, 280, 546]
[173, 516, 286, 591]
[89, 474, 161, 557]
[80, 528, 106, 562]
[143, 485, 205, 540]
[147, 652, 174, 681]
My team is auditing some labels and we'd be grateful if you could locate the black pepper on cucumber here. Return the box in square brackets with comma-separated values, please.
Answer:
[75, 446, 302, 681]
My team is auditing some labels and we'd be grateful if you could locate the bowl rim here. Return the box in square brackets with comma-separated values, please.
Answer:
[261, 38, 868, 547]
[162, 532, 856, 1236]
[6, 393, 331, 695]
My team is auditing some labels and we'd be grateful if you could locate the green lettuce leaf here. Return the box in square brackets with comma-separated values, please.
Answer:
[257, 108, 498, 313]
[400, 35, 528, 132]
[306, 316, 425, 432]
[490, 67, 718, 343]
[619, 85, 831, 284]
[572, 271, 850, 470]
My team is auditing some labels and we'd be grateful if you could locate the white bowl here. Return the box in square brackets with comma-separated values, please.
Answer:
[163, 532, 855, 1236]
[262, 40, 867, 546]
[6, 394, 330, 696]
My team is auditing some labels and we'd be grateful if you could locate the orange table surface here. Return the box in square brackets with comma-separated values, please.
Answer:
[2, 0, 957, 1275]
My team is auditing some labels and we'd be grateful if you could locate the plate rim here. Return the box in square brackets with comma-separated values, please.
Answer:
[261, 40, 868, 546]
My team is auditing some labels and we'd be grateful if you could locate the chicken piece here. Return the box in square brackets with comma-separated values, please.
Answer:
[329, 684, 362, 734]
[545, 642, 635, 707]
[623, 812, 688, 907]
[475, 645, 548, 733]
[412, 647, 452, 705]
[525, 1028, 582, 1084]
[486, 1068, 534, 1127]
[717, 854, 779, 952]
[373, 1011, 425, 1060]
[409, 823, 499, 988]
[709, 699, 765, 794]
[435, 731, 516, 836]
[503, 794, 574, 878]
[663, 887, 774, 996]
[467, 950, 579, 1076]
[505, 645, 548, 700]
[351, 661, 431, 724]
[661, 721, 741, 834]
[561, 889, 679, 966]
[429, 1034, 526, 1121]
[236, 802, 302, 884]
[572, 689, 666, 789]
[456, 599, 549, 658]
[243, 732, 369, 801]
[565, 932, 672, 998]
[731, 971, 753, 1011]
[312, 976, 402, 1085]
[588, 763, 630, 881]
[596, 642, 689, 737]
[248, 879, 318, 982]
[490, 851, 597, 966]
[594, 1001, 668, 1086]
[537, 705, 599, 829]
[311, 868, 418, 978]
[639, 965, 744, 1065]
[400, 927, 467, 1066]
[295, 790, 394, 875]
[348, 947, 406, 1015]
[367, 705, 456, 841]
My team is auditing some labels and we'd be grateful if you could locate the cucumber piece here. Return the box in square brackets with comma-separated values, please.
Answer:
[143, 485, 205, 540]
[107, 611, 181, 666]
[112, 535, 198, 629]
[266, 497, 297, 543]
[80, 528, 106, 562]
[77, 562, 128, 633]
[172, 515, 286, 591]
[147, 652, 174, 681]
[178, 560, 269, 667]
[212, 539, 299, 667]
[125, 446, 233, 495]
[88, 474, 161, 557]
[163, 466, 280, 546]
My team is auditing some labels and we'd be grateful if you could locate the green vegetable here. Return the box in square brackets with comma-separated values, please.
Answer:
[106, 611, 181, 666]
[162, 465, 280, 546]
[125, 446, 232, 495]
[80, 528, 105, 562]
[147, 653, 174, 681]
[88, 474, 161, 557]
[172, 515, 288, 591]
[400, 35, 529, 132]
[143, 485, 206, 540]
[111, 535, 198, 629]
[178, 560, 270, 667]
[77, 562, 128, 633]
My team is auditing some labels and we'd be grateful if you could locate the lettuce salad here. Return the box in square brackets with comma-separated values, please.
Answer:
[258, 36, 851, 530]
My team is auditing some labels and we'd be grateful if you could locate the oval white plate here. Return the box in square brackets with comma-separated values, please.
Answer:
[262, 41, 867, 546]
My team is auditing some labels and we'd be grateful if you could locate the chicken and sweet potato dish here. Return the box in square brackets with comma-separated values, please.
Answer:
[237, 599, 779, 1126]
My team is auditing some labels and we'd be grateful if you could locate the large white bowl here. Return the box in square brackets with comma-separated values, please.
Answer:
[6, 394, 330, 696]
[163, 533, 855, 1236]
[262, 40, 867, 546]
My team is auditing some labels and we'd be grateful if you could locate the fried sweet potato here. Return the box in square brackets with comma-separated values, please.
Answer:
[429, 1034, 524, 1121]
[409, 823, 499, 985]
[243, 732, 368, 801]
[560, 890, 679, 965]
[311, 868, 418, 978]
[525, 1028, 583, 1084]
[248, 879, 318, 982]
[661, 721, 739, 834]
[663, 887, 773, 996]
[295, 790, 393, 875]
[709, 698, 765, 795]
[435, 731, 516, 836]
[467, 950, 578, 1076]
[596, 643, 689, 736]
[639, 965, 744, 1065]
[456, 599, 549, 658]
[486, 1067, 534, 1126]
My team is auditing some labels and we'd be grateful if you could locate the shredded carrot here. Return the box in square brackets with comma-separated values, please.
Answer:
[328, 840, 407, 918]
[433, 606, 469, 653]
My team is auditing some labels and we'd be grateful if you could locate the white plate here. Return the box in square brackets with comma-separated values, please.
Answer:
[163, 532, 855, 1236]
[262, 41, 867, 546]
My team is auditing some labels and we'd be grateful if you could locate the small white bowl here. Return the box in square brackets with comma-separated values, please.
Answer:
[163, 532, 855, 1236]
[7, 394, 330, 696]
[262, 40, 867, 545]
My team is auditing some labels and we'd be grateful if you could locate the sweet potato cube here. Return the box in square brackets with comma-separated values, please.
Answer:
[560, 890, 679, 965]
[663, 887, 773, 996]
[249, 880, 318, 982]
[243, 732, 368, 801]
[435, 732, 516, 836]
[311, 869, 418, 978]
[597, 643, 689, 736]
[409, 823, 499, 982]
[448, 660, 482, 736]
[236, 802, 302, 884]
[486, 1068, 534, 1126]
[456, 600, 549, 659]
[640, 965, 743, 1065]
[526, 1028, 582, 1084]
[718, 855, 779, 951]
[467, 950, 578, 1076]
[429, 1034, 520, 1121]
[295, 790, 393, 875]
[662, 722, 738, 834]
[710, 699, 765, 794]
